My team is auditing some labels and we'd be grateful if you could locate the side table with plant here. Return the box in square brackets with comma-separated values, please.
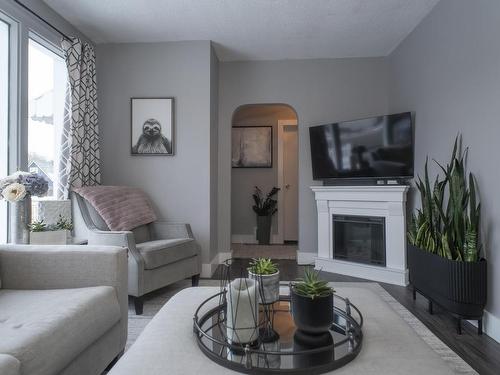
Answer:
[248, 258, 280, 304]
[247, 258, 280, 342]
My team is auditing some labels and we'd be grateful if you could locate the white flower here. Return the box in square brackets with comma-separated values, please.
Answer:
[1, 183, 27, 202]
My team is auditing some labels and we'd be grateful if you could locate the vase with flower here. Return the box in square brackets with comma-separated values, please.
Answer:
[0, 171, 49, 244]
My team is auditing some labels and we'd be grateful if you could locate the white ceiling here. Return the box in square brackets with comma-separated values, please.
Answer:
[43, 0, 440, 61]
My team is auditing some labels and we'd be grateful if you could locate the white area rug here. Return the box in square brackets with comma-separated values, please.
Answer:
[126, 281, 476, 374]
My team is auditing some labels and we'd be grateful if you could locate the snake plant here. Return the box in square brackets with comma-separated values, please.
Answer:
[408, 135, 481, 262]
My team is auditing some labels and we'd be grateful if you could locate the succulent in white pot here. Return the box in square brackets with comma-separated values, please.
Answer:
[248, 258, 280, 305]
[29, 215, 73, 245]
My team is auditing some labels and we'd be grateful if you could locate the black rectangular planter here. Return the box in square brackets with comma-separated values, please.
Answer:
[407, 244, 487, 334]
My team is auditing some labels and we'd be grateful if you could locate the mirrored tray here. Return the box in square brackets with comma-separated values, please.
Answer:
[193, 289, 363, 374]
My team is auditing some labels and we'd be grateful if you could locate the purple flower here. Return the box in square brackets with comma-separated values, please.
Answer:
[19, 173, 49, 197]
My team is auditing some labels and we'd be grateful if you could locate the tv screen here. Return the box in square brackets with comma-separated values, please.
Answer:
[309, 112, 413, 180]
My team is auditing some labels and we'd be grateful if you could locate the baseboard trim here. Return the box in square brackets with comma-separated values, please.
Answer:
[218, 252, 232, 264]
[468, 310, 500, 344]
[297, 251, 316, 265]
[315, 257, 408, 286]
[201, 251, 233, 278]
[231, 234, 257, 244]
[231, 234, 282, 245]
[201, 264, 213, 278]
[483, 310, 500, 343]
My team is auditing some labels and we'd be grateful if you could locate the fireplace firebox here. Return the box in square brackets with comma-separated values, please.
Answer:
[332, 215, 386, 267]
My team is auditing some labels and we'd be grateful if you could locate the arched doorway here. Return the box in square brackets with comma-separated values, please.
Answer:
[230, 104, 299, 260]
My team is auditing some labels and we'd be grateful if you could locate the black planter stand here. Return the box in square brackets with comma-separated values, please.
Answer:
[408, 244, 487, 335]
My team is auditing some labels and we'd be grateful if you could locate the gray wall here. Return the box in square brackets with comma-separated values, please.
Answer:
[97, 40, 217, 264]
[231, 105, 296, 236]
[209, 44, 219, 261]
[388, 0, 500, 324]
[218, 58, 389, 256]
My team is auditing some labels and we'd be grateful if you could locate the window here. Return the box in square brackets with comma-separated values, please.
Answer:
[0, 19, 9, 243]
[28, 37, 67, 200]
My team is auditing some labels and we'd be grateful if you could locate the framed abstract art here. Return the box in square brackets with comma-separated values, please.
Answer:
[232, 126, 273, 168]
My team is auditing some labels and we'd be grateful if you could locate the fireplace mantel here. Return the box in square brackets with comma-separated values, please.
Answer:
[311, 185, 409, 286]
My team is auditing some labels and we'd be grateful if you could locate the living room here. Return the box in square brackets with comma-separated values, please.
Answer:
[1, 0, 499, 374]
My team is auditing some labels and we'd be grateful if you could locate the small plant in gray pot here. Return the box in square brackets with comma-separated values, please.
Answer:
[252, 186, 280, 245]
[290, 268, 335, 334]
[248, 258, 280, 304]
[248, 258, 280, 342]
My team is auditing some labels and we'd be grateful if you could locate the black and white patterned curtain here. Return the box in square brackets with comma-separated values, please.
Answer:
[58, 38, 100, 199]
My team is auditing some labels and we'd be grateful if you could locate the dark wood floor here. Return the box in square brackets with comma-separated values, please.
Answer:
[212, 259, 500, 375]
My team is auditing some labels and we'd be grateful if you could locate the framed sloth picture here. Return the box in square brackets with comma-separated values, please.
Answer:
[131, 97, 174, 155]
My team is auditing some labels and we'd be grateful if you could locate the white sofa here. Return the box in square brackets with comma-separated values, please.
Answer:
[0, 245, 128, 375]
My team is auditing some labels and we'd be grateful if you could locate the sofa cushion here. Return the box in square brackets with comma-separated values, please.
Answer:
[0, 354, 20, 375]
[0, 286, 121, 375]
[132, 224, 151, 244]
[137, 238, 197, 270]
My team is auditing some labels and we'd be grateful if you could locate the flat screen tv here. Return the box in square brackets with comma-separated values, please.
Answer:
[309, 112, 413, 180]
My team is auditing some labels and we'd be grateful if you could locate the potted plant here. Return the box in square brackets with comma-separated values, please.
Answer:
[407, 135, 486, 334]
[248, 258, 280, 304]
[252, 186, 280, 244]
[29, 215, 73, 245]
[0, 171, 49, 244]
[290, 268, 334, 334]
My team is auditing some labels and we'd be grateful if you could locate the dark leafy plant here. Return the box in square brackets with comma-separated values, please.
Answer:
[292, 268, 334, 299]
[248, 258, 278, 275]
[252, 186, 280, 216]
[408, 134, 481, 262]
[29, 220, 47, 232]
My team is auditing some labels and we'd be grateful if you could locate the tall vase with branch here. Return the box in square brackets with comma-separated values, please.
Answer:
[0, 171, 49, 244]
[252, 186, 280, 245]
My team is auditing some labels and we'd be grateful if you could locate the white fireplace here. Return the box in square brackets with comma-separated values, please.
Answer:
[311, 185, 409, 286]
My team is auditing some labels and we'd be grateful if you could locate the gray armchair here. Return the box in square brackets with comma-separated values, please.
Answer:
[71, 192, 201, 315]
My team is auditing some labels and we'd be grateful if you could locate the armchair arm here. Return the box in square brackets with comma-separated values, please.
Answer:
[87, 229, 144, 266]
[87, 229, 133, 247]
[86, 230, 146, 297]
[151, 221, 195, 240]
